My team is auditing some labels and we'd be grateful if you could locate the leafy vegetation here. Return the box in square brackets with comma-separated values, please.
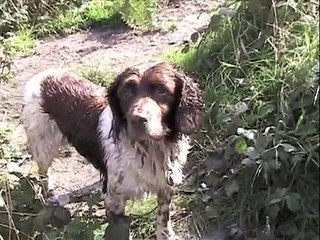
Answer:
[76, 64, 118, 87]
[166, 0, 319, 238]
[0, 0, 157, 38]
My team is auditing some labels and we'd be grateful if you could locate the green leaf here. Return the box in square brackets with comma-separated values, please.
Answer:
[208, 14, 221, 29]
[242, 157, 256, 167]
[233, 102, 248, 115]
[269, 198, 282, 205]
[237, 127, 257, 140]
[291, 154, 304, 164]
[279, 143, 297, 153]
[269, 187, 288, 205]
[255, 134, 268, 152]
[234, 137, 248, 155]
[205, 204, 220, 219]
[285, 193, 301, 212]
[245, 147, 260, 160]
[206, 149, 227, 172]
[267, 204, 280, 219]
[44, 230, 60, 240]
[274, 187, 288, 198]
[65, 218, 87, 237]
[93, 222, 108, 240]
[278, 223, 299, 236]
[33, 207, 53, 231]
[181, 44, 190, 53]
[52, 206, 72, 228]
[225, 180, 239, 197]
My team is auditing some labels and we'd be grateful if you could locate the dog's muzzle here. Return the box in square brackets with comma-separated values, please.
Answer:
[126, 98, 164, 141]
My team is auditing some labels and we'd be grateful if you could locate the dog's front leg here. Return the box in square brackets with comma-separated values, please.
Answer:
[104, 192, 131, 240]
[156, 189, 177, 240]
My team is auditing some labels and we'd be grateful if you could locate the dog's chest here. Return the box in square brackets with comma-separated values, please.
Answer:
[105, 139, 188, 198]
[131, 143, 171, 189]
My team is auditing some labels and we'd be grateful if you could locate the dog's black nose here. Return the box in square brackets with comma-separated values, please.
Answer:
[131, 115, 147, 125]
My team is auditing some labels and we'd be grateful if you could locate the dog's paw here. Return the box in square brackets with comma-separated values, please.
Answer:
[104, 215, 131, 240]
[54, 194, 71, 206]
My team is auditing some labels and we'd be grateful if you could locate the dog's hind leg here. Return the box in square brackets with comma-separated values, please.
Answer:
[22, 103, 63, 202]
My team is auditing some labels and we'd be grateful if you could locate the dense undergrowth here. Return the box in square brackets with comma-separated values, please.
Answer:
[166, 0, 319, 239]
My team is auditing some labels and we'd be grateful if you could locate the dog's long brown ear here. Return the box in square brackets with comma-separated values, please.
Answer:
[174, 68, 205, 135]
[107, 68, 140, 141]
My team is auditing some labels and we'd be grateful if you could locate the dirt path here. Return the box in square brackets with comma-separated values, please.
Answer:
[1, 0, 223, 120]
[0, 0, 221, 225]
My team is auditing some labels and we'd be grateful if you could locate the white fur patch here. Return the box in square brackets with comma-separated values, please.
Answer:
[23, 68, 68, 104]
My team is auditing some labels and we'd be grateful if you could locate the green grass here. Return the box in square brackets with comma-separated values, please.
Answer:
[4, 28, 36, 56]
[167, 23, 179, 32]
[126, 194, 191, 239]
[32, 1, 124, 38]
[81, 1, 123, 27]
[127, 197, 157, 239]
[76, 64, 118, 87]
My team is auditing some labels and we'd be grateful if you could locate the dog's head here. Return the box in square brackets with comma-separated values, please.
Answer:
[107, 62, 205, 142]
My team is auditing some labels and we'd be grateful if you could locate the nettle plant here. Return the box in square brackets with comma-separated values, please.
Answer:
[192, 79, 319, 239]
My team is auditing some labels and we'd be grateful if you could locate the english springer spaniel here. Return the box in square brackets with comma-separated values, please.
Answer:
[22, 62, 205, 239]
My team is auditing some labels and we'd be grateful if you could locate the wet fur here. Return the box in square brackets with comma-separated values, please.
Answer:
[22, 63, 204, 240]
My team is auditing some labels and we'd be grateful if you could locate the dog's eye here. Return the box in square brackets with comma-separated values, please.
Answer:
[154, 86, 168, 96]
[121, 87, 134, 100]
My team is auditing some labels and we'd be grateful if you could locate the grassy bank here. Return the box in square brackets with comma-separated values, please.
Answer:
[1, 0, 157, 38]
[165, 0, 319, 238]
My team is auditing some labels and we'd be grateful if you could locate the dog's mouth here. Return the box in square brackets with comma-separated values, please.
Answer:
[126, 121, 166, 142]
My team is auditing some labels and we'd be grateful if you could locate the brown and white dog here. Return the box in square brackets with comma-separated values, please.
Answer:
[22, 62, 205, 239]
